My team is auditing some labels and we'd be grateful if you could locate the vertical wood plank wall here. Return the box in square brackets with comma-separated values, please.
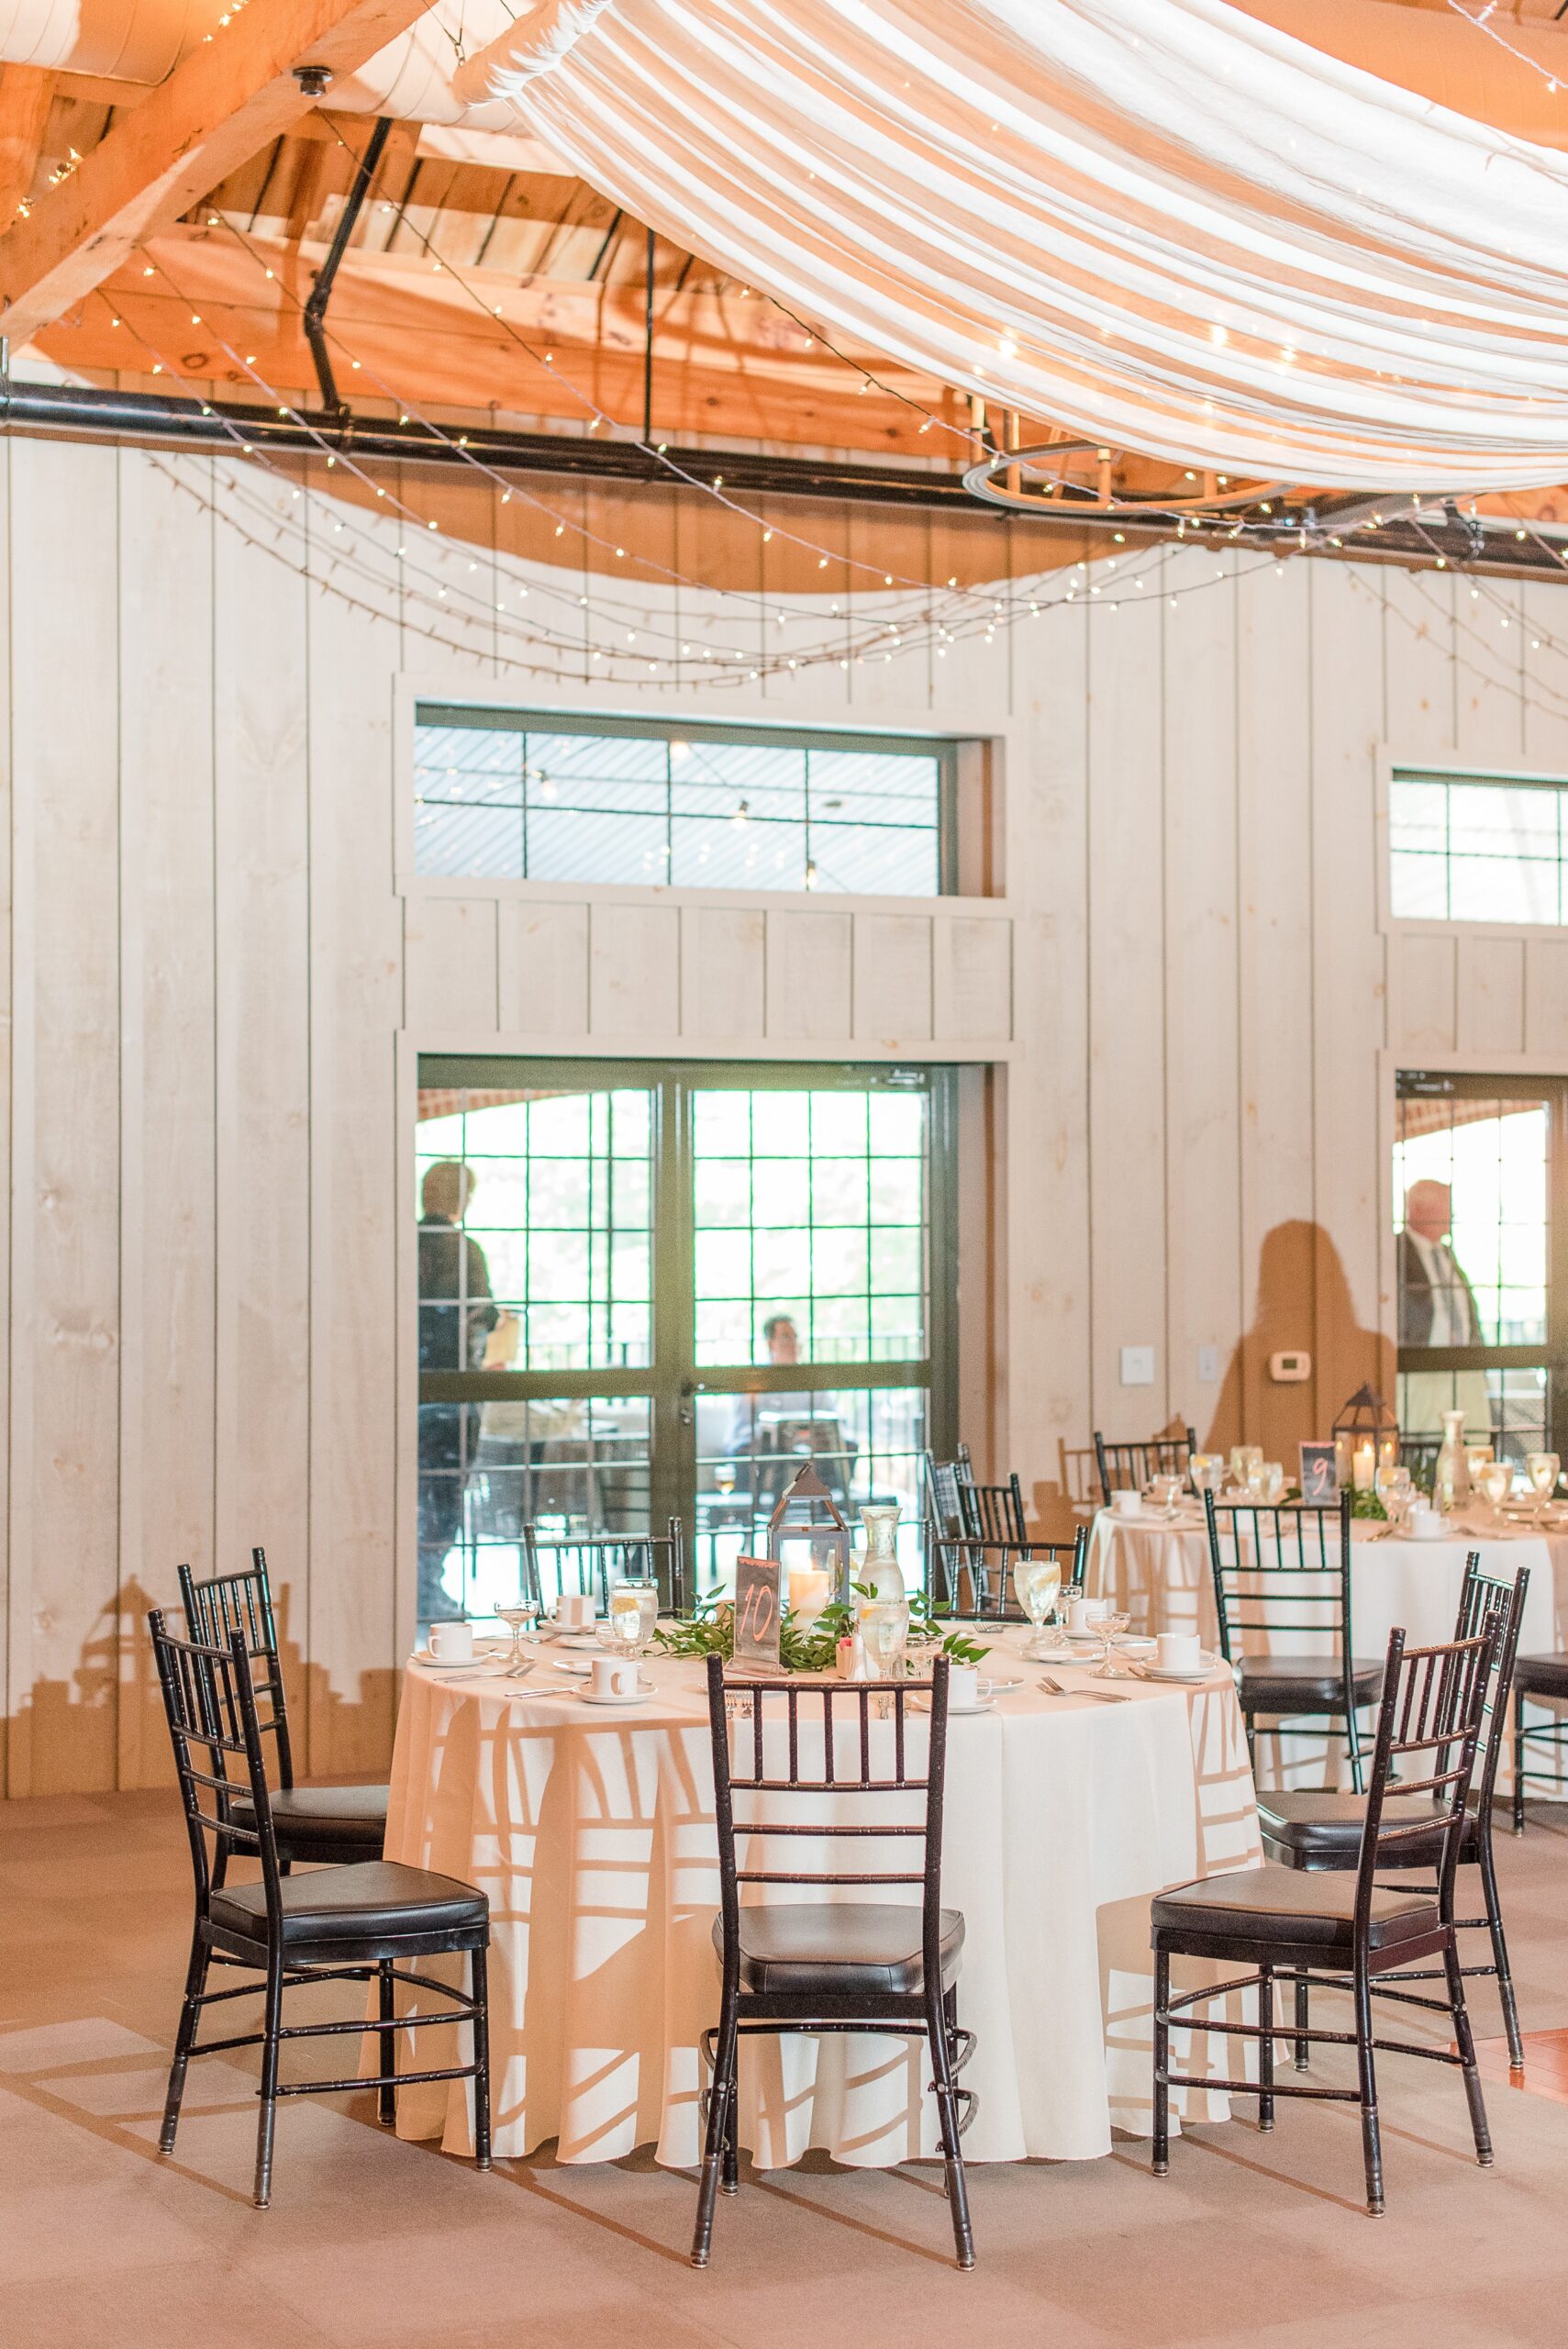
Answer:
[2, 438, 1564, 1793]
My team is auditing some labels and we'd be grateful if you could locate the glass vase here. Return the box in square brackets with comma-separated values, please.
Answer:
[1433, 1408, 1472, 1516]
[859, 1503, 906, 1604]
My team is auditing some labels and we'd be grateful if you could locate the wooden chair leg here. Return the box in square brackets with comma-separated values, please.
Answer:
[471, 1946, 492, 2170]
[1474, 1827, 1524, 2068]
[692, 2010, 736, 2268]
[1152, 1948, 1171, 2176]
[926, 1981, 974, 2270]
[1257, 1965, 1274, 2132]
[377, 1962, 397, 2127]
[252, 1955, 284, 2209]
[1352, 1963, 1384, 2217]
[1443, 1932, 1494, 2169]
[1346, 1703, 1365, 1797]
[159, 1927, 210, 2155]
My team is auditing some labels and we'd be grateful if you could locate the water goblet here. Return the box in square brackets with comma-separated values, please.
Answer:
[860, 1597, 910, 1715]
[495, 1598, 539, 1675]
[1012, 1554, 1062, 1657]
[604, 1579, 659, 1657]
[1093, 1609, 1133, 1679]
[1527, 1452, 1560, 1518]
[1190, 1453, 1223, 1499]
[1480, 1460, 1513, 1515]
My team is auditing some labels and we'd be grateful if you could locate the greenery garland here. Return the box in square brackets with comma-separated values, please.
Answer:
[653, 1584, 992, 1673]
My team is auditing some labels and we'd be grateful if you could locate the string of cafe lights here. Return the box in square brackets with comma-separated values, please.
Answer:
[1444, 1, 1564, 97]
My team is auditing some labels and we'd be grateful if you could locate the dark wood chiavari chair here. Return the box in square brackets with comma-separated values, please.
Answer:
[179, 1550, 387, 1876]
[1152, 1612, 1502, 2215]
[923, 1450, 966, 1542]
[1203, 1491, 1382, 1790]
[150, 1610, 492, 2207]
[1510, 1649, 1568, 1831]
[954, 1442, 1028, 1544]
[522, 1517, 689, 1618]
[1256, 1555, 1529, 2070]
[932, 1528, 1086, 1620]
[1093, 1422, 1198, 1507]
[694, 1652, 975, 2269]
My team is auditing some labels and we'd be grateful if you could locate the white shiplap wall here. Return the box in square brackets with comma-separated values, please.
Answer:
[4, 435, 1565, 1793]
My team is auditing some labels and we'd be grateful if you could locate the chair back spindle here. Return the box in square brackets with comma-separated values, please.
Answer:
[1355, 1615, 1501, 1933]
[1094, 1424, 1198, 1508]
[179, 1548, 296, 1792]
[523, 1516, 688, 1617]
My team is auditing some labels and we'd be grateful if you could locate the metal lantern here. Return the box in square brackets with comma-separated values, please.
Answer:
[768, 1461, 852, 1603]
[1332, 1385, 1399, 1494]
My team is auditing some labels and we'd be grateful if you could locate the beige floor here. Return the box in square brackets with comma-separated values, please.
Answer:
[5, 1788, 1568, 2347]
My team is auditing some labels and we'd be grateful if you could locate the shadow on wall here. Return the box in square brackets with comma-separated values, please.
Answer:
[1, 1575, 397, 1802]
[1205, 1220, 1394, 1465]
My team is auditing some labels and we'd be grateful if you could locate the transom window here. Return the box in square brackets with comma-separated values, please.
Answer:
[414, 707, 951, 895]
[1390, 767, 1568, 926]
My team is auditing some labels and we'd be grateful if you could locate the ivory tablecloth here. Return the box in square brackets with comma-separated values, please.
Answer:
[1085, 1509, 1564, 1656]
[382, 1638, 1260, 2169]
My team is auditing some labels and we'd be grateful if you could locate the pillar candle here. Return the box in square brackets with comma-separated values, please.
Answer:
[790, 1565, 832, 1621]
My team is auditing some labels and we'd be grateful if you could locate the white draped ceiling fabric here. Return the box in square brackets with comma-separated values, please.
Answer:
[452, 0, 1568, 492]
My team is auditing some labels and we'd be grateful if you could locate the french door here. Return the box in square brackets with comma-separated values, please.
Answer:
[416, 1057, 955, 1617]
[1395, 1071, 1568, 1461]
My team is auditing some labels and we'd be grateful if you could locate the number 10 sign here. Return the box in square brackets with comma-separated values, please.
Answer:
[733, 1553, 784, 1675]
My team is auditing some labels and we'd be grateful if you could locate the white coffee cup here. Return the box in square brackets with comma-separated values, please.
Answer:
[1157, 1631, 1202, 1674]
[1407, 1505, 1443, 1542]
[427, 1620, 474, 1664]
[1111, 1488, 1143, 1519]
[945, 1664, 992, 1709]
[555, 1593, 593, 1631]
[1066, 1595, 1107, 1636]
[591, 1653, 639, 1699]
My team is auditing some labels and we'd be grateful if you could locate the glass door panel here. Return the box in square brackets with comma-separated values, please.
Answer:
[1394, 1076, 1568, 1465]
[417, 1060, 954, 1627]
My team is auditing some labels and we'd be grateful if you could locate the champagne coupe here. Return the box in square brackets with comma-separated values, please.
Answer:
[1093, 1609, 1134, 1680]
[495, 1599, 539, 1675]
[1012, 1554, 1062, 1657]
[1528, 1452, 1560, 1518]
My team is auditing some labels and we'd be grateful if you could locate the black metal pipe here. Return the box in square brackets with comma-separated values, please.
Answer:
[302, 116, 392, 417]
[643, 224, 655, 446]
[0, 373, 1563, 577]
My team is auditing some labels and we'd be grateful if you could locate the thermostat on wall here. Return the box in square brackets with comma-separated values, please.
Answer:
[1269, 1351, 1312, 1384]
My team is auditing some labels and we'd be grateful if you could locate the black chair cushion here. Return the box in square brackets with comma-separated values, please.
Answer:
[211, 1861, 487, 1954]
[1515, 1653, 1568, 1701]
[1236, 1657, 1384, 1715]
[716, 1903, 963, 1998]
[229, 1782, 389, 1856]
[1152, 1864, 1437, 1953]
[1256, 1787, 1464, 1868]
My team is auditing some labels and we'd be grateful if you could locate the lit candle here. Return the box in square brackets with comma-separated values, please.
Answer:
[790, 1565, 832, 1622]
[1353, 1441, 1375, 1491]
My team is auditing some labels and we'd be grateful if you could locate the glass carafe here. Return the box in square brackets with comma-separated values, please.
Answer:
[1433, 1409, 1472, 1515]
[859, 1504, 906, 1605]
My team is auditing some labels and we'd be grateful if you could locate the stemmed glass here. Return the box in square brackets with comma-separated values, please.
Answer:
[861, 1598, 910, 1715]
[1093, 1609, 1133, 1679]
[1190, 1453, 1224, 1499]
[1527, 1452, 1561, 1519]
[1374, 1461, 1412, 1531]
[601, 1579, 660, 1657]
[1480, 1460, 1513, 1517]
[1012, 1553, 1062, 1658]
[495, 1598, 539, 1675]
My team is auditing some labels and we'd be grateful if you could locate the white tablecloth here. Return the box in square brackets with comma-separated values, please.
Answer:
[1086, 1508, 1565, 1655]
[382, 1636, 1260, 2169]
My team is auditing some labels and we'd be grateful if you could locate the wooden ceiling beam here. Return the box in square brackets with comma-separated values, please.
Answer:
[0, 0, 437, 344]
[0, 66, 57, 232]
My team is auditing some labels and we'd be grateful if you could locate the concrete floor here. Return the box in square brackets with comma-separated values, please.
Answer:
[5, 1787, 1568, 2348]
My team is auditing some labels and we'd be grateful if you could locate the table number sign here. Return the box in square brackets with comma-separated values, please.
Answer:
[1299, 1442, 1340, 1506]
[733, 1553, 784, 1675]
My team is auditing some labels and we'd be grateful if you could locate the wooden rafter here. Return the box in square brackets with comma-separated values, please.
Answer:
[0, 0, 439, 345]
[0, 66, 57, 234]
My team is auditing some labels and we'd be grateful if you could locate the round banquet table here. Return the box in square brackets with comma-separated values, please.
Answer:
[1086, 1505, 1567, 1787]
[381, 1636, 1261, 2171]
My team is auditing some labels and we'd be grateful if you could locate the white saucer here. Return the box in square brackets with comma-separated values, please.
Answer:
[1140, 1655, 1218, 1683]
[411, 1649, 495, 1672]
[557, 1631, 606, 1651]
[913, 1694, 995, 1715]
[578, 1685, 653, 1707]
[1396, 1525, 1448, 1543]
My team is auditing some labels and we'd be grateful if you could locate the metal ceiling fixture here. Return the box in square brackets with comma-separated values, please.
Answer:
[962, 435, 1281, 516]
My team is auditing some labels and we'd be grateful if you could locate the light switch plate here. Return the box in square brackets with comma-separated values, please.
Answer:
[1119, 1345, 1156, 1387]
[1196, 1344, 1220, 1385]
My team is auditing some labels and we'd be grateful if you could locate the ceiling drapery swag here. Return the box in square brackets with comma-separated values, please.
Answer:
[454, 0, 1568, 491]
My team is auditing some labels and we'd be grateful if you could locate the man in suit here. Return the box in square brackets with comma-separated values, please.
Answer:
[1398, 1179, 1490, 1439]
